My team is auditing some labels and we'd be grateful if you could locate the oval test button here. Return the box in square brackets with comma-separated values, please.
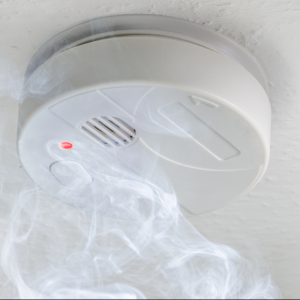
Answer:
[50, 161, 93, 188]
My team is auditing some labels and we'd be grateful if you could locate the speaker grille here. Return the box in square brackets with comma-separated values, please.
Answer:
[81, 117, 136, 148]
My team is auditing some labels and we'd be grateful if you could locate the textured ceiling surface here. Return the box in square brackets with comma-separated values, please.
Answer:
[1, 0, 300, 298]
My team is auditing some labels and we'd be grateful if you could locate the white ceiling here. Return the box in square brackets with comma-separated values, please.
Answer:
[1, 0, 300, 298]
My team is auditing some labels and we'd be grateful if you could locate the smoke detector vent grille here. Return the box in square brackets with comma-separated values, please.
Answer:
[81, 117, 136, 148]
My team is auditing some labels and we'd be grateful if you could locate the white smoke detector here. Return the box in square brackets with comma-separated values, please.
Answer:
[18, 15, 270, 216]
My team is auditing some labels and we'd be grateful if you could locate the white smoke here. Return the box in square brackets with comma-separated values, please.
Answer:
[0, 56, 281, 299]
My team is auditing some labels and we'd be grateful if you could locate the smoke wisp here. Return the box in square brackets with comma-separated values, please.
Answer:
[0, 55, 281, 299]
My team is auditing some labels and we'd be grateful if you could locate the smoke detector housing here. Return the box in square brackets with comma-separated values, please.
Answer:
[18, 15, 270, 216]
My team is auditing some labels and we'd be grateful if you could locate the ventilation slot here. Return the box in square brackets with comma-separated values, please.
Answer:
[81, 117, 136, 148]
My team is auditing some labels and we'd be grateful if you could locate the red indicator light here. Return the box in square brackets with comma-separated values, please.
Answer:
[60, 142, 73, 149]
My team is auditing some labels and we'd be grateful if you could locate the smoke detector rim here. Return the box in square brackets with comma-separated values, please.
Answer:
[24, 14, 268, 92]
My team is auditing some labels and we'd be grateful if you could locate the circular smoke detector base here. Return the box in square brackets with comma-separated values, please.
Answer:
[18, 15, 270, 217]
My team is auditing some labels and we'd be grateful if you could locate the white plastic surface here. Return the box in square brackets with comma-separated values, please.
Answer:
[24, 15, 268, 92]
[18, 33, 270, 216]
[159, 102, 240, 160]
[50, 161, 93, 188]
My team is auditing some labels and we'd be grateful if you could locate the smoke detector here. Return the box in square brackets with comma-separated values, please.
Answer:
[18, 15, 270, 216]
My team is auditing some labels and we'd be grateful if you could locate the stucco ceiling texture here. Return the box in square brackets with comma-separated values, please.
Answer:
[1, 0, 300, 298]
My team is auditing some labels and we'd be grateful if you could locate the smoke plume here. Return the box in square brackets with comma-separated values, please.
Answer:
[0, 54, 281, 299]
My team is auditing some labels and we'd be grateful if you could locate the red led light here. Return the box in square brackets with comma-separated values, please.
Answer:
[60, 142, 73, 149]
